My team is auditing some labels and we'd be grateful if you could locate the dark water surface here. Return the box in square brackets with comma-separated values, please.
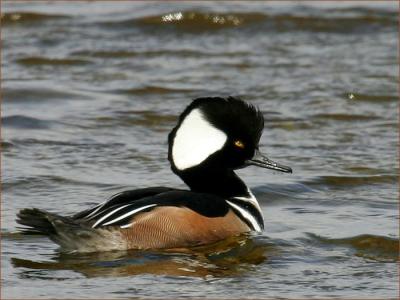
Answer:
[2, 1, 398, 298]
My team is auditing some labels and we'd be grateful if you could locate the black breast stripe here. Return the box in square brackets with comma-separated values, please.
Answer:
[226, 198, 264, 231]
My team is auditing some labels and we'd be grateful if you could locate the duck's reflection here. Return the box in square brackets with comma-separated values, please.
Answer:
[12, 235, 275, 278]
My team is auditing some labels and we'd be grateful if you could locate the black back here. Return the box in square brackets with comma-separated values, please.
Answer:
[74, 188, 230, 228]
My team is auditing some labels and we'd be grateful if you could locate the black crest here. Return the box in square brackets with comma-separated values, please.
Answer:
[168, 96, 264, 151]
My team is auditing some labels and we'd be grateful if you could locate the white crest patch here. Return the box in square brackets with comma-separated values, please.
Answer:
[172, 108, 227, 170]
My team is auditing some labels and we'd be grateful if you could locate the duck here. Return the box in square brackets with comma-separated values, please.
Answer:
[17, 97, 292, 253]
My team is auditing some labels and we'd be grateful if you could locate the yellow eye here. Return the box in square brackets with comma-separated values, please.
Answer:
[234, 140, 245, 149]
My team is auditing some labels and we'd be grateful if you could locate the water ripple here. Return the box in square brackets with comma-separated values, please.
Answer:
[1, 12, 70, 25]
[3, 115, 54, 129]
[16, 57, 92, 66]
[305, 233, 399, 262]
[116, 86, 195, 95]
[303, 174, 397, 188]
[98, 10, 396, 33]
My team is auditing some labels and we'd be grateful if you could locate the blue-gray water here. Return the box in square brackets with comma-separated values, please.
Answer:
[2, 1, 398, 298]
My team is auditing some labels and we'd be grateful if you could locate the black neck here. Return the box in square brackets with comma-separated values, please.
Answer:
[176, 168, 249, 199]
[174, 166, 264, 231]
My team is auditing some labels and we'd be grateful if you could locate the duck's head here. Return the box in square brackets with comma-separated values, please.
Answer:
[168, 97, 292, 175]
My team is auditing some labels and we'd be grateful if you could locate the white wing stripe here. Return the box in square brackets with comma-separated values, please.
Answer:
[101, 204, 157, 227]
[92, 204, 131, 228]
[85, 203, 107, 219]
[86, 191, 125, 219]
[120, 223, 133, 229]
[226, 200, 262, 232]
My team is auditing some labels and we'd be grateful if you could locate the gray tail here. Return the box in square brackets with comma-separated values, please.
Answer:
[16, 208, 110, 252]
[16, 208, 58, 235]
[16, 208, 82, 235]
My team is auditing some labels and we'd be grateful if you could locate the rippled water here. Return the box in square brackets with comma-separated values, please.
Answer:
[2, 1, 398, 298]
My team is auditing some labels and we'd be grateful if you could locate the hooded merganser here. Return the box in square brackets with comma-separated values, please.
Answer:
[17, 97, 292, 252]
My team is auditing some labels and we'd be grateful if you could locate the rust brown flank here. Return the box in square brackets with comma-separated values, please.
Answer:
[120, 206, 250, 249]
